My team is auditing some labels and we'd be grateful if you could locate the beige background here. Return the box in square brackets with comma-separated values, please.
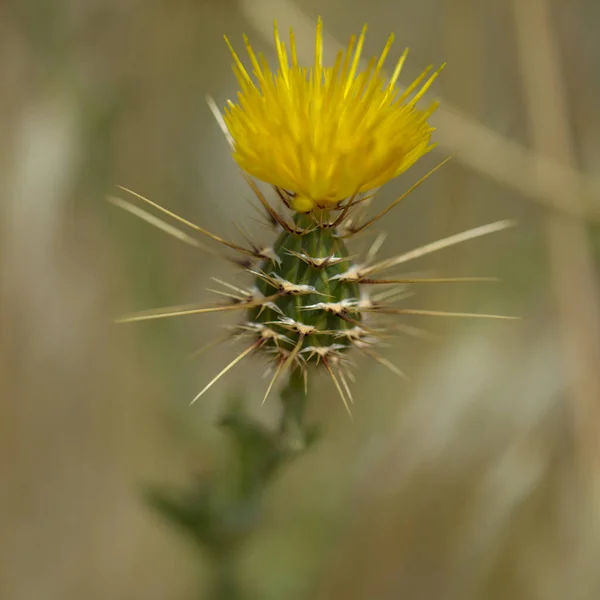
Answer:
[1, 0, 599, 598]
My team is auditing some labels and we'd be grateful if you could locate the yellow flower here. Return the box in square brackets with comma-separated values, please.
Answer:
[223, 18, 443, 213]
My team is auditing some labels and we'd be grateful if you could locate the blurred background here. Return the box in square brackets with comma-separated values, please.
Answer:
[1, 0, 600, 598]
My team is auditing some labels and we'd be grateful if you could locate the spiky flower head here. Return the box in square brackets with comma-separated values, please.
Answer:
[224, 18, 442, 213]
[114, 18, 516, 413]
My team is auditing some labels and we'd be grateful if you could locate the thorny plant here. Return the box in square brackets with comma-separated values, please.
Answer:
[110, 18, 517, 599]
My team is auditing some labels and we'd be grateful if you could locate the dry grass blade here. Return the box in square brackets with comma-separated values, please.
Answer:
[512, 0, 600, 478]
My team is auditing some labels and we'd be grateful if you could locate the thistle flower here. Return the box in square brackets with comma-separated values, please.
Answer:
[224, 18, 439, 213]
[113, 19, 517, 413]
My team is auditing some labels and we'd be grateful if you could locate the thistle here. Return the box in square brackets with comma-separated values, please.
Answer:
[113, 18, 516, 414]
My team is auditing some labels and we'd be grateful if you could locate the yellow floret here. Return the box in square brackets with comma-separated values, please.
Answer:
[223, 18, 442, 212]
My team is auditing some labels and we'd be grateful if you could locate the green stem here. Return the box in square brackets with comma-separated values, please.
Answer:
[209, 551, 243, 600]
[279, 368, 309, 453]
[208, 369, 312, 599]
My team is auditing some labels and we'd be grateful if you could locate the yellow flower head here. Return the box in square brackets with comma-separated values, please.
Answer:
[223, 18, 443, 213]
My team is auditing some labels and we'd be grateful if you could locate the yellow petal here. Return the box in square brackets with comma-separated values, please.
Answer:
[223, 19, 441, 212]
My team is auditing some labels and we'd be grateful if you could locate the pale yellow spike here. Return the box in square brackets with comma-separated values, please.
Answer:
[329, 193, 364, 228]
[371, 289, 414, 304]
[206, 95, 234, 149]
[244, 198, 279, 231]
[360, 277, 500, 284]
[366, 232, 388, 263]
[206, 288, 247, 302]
[106, 195, 214, 254]
[348, 157, 452, 236]
[190, 341, 260, 405]
[211, 278, 250, 296]
[233, 220, 259, 249]
[255, 303, 270, 319]
[369, 353, 409, 380]
[337, 365, 354, 404]
[115, 303, 253, 324]
[262, 359, 286, 406]
[187, 332, 232, 360]
[363, 219, 517, 277]
[115, 294, 281, 324]
[243, 176, 299, 234]
[373, 308, 521, 320]
[323, 358, 353, 417]
[282, 334, 305, 373]
[117, 186, 257, 257]
[393, 323, 438, 341]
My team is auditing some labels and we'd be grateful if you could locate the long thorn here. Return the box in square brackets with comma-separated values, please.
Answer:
[244, 176, 301, 234]
[211, 278, 251, 296]
[361, 220, 517, 277]
[283, 334, 305, 373]
[337, 365, 355, 404]
[206, 95, 234, 148]
[368, 352, 409, 380]
[274, 187, 292, 209]
[263, 359, 285, 405]
[370, 308, 521, 320]
[329, 194, 360, 228]
[370, 289, 414, 304]
[190, 341, 260, 404]
[347, 157, 452, 236]
[366, 232, 388, 263]
[359, 277, 500, 284]
[246, 196, 279, 229]
[187, 332, 232, 360]
[115, 295, 280, 324]
[107, 195, 215, 254]
[393, 323, 438, 341]
[117, 186, 258, 257]
[206, 288, 247, 302]
[323, 358, 353, 417]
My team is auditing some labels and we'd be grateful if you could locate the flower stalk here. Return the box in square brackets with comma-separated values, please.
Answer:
[147, 373, 317, 600]
[112, 16, 518, 599]
[279, 367, 314, 451]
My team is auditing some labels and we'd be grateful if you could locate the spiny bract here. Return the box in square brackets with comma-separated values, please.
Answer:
[114, 19, 516, 413]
